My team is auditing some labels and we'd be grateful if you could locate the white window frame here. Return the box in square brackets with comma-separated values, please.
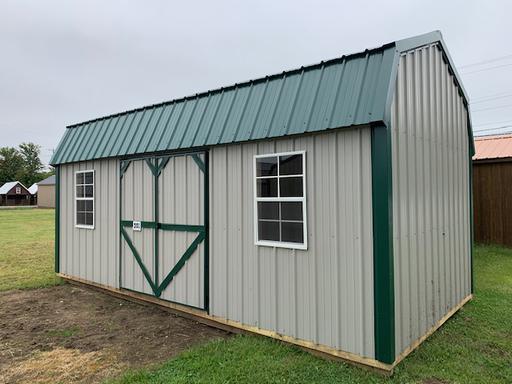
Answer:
[15, 186, 21, 194]
[253, 150, 307, 250]
[74, 169, 95, 229]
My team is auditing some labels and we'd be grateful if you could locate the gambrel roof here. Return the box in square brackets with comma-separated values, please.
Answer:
[50, 31, 472, 165]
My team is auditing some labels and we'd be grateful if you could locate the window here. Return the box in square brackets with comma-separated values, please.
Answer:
[254, 151, 307, 249]
[15, 187, 21, 194]
[75, 170, 94, 228]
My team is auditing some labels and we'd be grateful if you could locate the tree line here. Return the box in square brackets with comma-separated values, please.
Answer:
[0, 143, 53, 188]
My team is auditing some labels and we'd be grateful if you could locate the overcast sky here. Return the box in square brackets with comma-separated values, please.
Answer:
[1, 0, 511, 165]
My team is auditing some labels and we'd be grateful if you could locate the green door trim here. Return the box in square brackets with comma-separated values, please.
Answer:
[119, 151, 209, 306]
[371, 122, 395, 364]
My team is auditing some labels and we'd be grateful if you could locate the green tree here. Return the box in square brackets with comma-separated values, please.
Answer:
[0, 147, 23, 185]
[17, 143, 44, 187]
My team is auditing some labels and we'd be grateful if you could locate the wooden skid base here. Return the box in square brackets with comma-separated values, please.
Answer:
[57, 273, 472, 374]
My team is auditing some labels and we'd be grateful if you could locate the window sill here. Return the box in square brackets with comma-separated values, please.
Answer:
[75, 225, 95, 230]
[255, 240, 307, 250]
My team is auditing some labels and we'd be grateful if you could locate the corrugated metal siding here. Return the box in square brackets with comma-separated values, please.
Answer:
[391, 44, 471, 356]
[50, 47, 395, 165]
[158, 154, 205, 308]
[59, 159, 119, 287]
[209, 128, 375, 358]
[120, 160, 155, 295]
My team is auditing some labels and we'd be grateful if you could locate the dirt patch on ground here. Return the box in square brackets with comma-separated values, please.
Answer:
[0, 284, 229, 383]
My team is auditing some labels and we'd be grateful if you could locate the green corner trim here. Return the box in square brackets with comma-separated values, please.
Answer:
[157, 156, 170, 176]
[145, 158, 158, 176]
[371, 123, 395, 364]
[203, 151, 210, 313]
[120, 160, 131, 176]
[468, 125, 474, 293]
[55, 166, 60, 273]
[192, 153, 206, 173]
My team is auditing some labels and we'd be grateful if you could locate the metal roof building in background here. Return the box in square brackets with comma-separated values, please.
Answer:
[473, 133, 512, 247]
[473, 134, 512, 161]
[51, 31, 474, 373]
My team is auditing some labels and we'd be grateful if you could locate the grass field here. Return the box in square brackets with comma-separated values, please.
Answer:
[1, 209, 511, 383]
[0, 208, 61, 291]
[109, 245, 512, 384]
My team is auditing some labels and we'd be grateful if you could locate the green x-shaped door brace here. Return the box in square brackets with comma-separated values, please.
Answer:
[120, 153, 207, 299]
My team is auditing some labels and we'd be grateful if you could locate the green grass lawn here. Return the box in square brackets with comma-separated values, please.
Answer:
[0, 208, 61, 291]
[1, 208, 510, 382]
[110, 245, 512, 384]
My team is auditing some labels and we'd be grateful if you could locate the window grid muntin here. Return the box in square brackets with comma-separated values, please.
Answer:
[75, 170, 95, 229]
[254, 151, 306, 249]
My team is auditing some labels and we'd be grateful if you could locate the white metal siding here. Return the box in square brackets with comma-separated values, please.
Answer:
[59, 159, 119, 287]
[210, 127, 375, 358]
[391, 44, 471, 356]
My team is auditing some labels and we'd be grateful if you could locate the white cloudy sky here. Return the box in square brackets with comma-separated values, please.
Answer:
[1, 0, 511, 165]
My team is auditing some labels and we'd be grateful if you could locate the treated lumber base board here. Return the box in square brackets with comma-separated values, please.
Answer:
[57, 273, 472, 374]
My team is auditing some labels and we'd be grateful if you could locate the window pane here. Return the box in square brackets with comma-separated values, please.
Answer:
[281, 202, 303, 221]
[281, 222, 304, 243]
[84, 172, 93, 184]
[279, 154, 302, 175]
[85, 200, 93, 212]
[279, 177, 303, 197]
[85, 212, 94, 226]
[256, 157, 277, 177]
[76, 173, 84, 185]
[258, 202, 279, 220]
[258, 220, 280, 241]
[76, 186, 84, 198]
[77, 200, 85, 211]
[84, 185, 93, 197]
[257, 178, 277, 197]
[77, 212, 85, 225]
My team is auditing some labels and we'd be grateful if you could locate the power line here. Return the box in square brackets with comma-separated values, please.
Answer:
[461, 62, 512, 75]
[458, 54, 512, 69]
[474, 125, 512, 133]
[473, 119, 512, 128]
[470, 93, 512, 104]
[472, 104, 512, 112]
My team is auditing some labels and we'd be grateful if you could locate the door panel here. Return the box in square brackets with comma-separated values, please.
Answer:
[158, 154, 204, 307]
[120, 153, 207, 310]
[121, 160, 155, 296]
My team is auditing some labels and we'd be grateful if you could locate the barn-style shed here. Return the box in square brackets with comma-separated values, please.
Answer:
[50, 31, 474, 371]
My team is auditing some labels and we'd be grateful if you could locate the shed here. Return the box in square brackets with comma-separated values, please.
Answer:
[473, 134, 512, 247]
[37, 175, 56, 208]
[0, 181, 33, 206]
[50, 31, 474, 372]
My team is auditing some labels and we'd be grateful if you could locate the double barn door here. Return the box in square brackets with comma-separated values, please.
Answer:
[119, 152, 208, 311]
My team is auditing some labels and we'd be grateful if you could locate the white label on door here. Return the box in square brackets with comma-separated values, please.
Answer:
[132, 221, 142, 231]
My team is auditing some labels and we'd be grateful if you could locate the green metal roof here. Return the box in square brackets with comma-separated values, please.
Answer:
[50, 31, 472, 165]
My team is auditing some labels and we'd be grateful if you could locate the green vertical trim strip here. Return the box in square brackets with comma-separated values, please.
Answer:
[371, 123, 395, 364]
[54, 166, 60, 273]
[119, 161, 123, 288]
[153, 157, 159, 288]
[203, 151, 210, 313]
[468, 129, 474, 293]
